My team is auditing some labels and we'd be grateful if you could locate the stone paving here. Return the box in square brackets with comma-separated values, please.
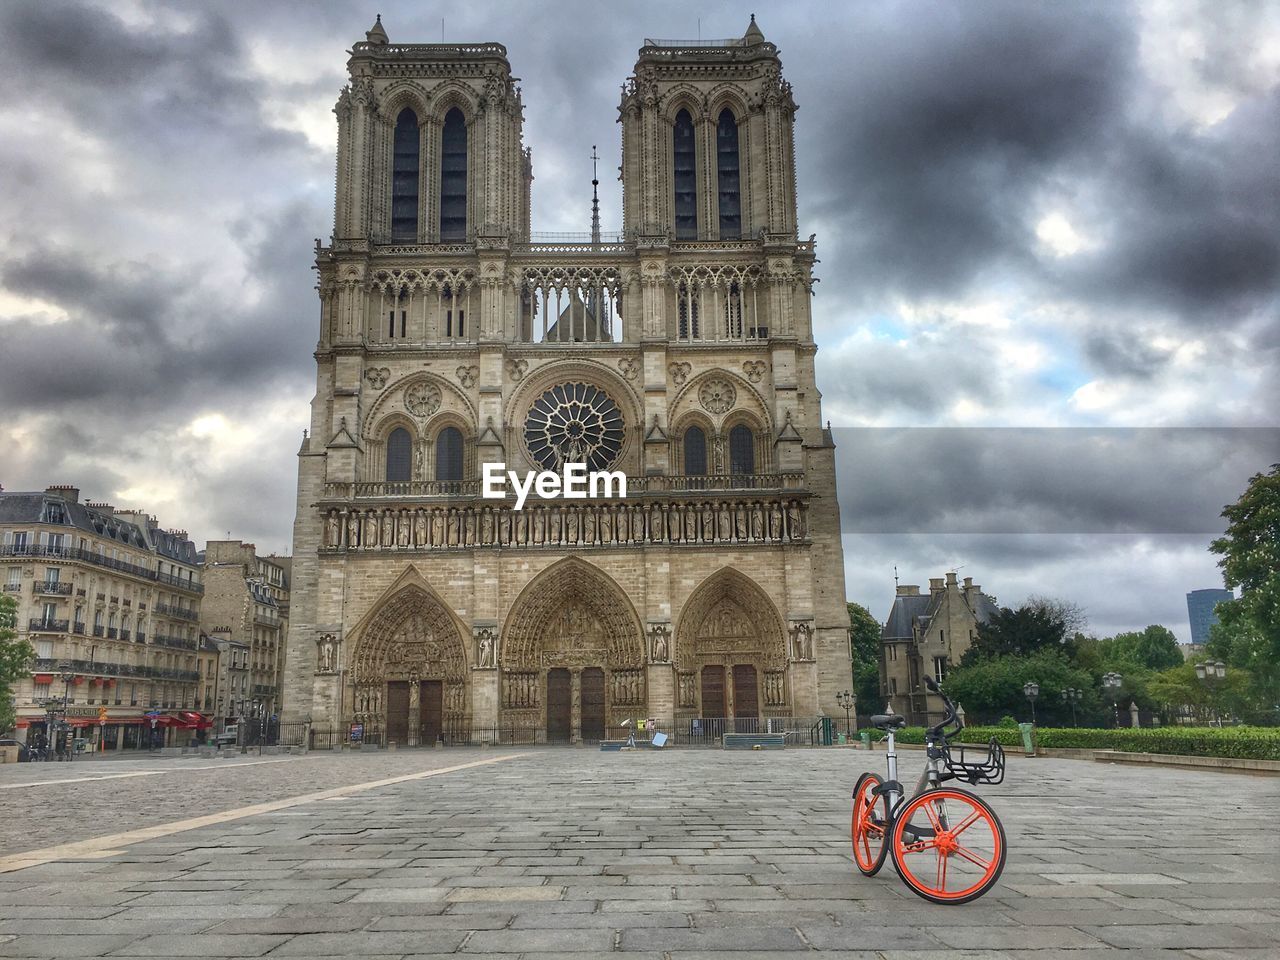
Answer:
[0, 747, 1277, 958]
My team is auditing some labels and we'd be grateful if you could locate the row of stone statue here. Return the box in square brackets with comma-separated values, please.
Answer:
[323, 497, 809, 550]
[676, 670, 789, 708]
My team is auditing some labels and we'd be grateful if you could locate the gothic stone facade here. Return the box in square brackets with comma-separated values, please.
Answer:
[880, 573, 998, 727]
[282, 17, 850, 744]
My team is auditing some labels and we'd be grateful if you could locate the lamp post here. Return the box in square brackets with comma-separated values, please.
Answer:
[1195, 660, 1227, 726]
[1060, 687, 1082, 727]
[1102, 672, 1123, 727]
[1023, 681, 1040, 725]
[836, 690, 856, 737]
[57, 660, 75, 762]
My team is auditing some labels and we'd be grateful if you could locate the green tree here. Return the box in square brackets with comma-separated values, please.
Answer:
[0, 594, 35, 735]
[847, 602, 882, 712]
[961, 599, 1075, 665]
[942, 649, 1103, 727]
[1099, 625, 1184, 672]
[1208, 463, 1280, 722]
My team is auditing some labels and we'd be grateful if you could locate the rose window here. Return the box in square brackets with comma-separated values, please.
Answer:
[524, 382, 624, 471]
[404, 381, 441, 418]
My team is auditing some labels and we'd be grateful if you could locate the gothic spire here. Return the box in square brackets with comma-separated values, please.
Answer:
[365, 14, 388, 45]
[590, 144, 601, 246]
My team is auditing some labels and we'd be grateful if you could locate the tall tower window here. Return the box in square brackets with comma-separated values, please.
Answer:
[436, 427, 464, 482]
[386, 428, 412, 482]
[716, 109, 741, 239]
[673, 109, 697, 240]
[683, 426, 708, 476]
[440, 108, 467, 241]
[391, 109, 420, 240]
[729, 424, 755, 475]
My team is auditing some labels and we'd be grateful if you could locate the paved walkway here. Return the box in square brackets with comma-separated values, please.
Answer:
[0, 748, 1277, 957]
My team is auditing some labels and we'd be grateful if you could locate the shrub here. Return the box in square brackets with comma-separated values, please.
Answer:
[875, 724, 1280, 760]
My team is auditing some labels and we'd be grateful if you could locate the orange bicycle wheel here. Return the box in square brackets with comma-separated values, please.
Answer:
[851, 771, 890, 876]
[890, 787, 1006, 904]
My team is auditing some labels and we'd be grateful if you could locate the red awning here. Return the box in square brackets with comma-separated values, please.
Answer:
[33, 674, 53, 684]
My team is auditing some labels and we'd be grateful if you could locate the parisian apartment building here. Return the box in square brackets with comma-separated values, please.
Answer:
[199, 540, 290, 726]
[1, 484, 206, 749]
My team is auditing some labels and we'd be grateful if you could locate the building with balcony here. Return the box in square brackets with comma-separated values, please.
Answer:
[199, 540, 290, 721]
[879, 573, 1000, 727]
[1, 485, 206, 748]
[282, 16, 849, 745]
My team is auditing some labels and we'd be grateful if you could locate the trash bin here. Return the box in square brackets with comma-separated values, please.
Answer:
[1017, 723, 1036, 757]
[859, 731, 872, 750]
[837, 733, 846, 745]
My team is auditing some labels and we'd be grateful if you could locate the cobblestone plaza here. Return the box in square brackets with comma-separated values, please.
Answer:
[2, 749, 1276, 958]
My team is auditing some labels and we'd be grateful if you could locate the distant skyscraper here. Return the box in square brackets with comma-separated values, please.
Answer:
[1186, 588, 1233, 647]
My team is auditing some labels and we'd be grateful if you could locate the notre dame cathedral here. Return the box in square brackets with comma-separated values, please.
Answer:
[281, 15, 850, 745]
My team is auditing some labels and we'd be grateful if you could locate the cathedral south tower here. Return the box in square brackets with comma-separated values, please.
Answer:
[283, 16, 850, 745]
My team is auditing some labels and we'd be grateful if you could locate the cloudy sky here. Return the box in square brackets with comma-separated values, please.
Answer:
[1, 0, 1276, 640]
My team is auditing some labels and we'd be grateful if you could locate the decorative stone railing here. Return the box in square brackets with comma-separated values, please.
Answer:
[319, 494, 809, 553]
[323, 473, 805, 501]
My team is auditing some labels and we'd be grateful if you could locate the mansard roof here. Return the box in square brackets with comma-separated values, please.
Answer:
[882, 593, 931, 641]
[0, 491, 149, 548]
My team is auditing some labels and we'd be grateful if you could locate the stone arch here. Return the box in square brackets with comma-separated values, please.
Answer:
[378, 81, 432, 122]
[661, 86, 708, 123]
[347, 572, 471, 743]
[706, 84, 751, 124]
[364, 412, 420, 482]
[505, 359, 643, 475]
[425, 82, 480, 126]
[500, 558, 646, 736]
[675, 567, 788, 719]
[363, 372, 476, 436]
[671, 368, 773, 445]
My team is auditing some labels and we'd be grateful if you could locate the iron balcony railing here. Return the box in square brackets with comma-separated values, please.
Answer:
[155, 603, 199, 621]
[32, 658, 200, 684]
[29, 619, 70, 633]
[35, 581, 74, 596]
[0, 545, 203, 593]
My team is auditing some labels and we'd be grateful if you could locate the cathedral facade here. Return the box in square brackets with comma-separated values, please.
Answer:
[281, 16, 850, 744]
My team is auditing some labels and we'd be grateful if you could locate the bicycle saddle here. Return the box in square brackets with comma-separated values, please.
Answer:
[870, 713, 907, 729]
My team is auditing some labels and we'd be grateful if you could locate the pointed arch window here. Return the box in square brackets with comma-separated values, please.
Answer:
[386, 428, 412, 483]
[716, 108, 741, 239]
[391, 109, 420, 240]
[729, 424, 755, 475]
[436, 426, 464, 482]
[673, 109, 697, 240]
[439, 108, 468, 241]
[683, 426, 708, 477]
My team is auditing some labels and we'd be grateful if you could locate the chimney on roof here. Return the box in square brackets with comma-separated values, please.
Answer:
[45, 484, 80, 502]
[86, 501, 115, 514]
[963, 576, 972, 589]
[946, 571, 958, 586]
[896, 584, 920, 597]
[929, 577, 945, 595]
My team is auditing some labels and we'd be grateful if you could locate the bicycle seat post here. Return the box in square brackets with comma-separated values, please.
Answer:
[885, 727, 898, 784]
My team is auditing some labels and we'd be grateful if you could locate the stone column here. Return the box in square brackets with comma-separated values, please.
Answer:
[471, 668, 499, 744]
[789, 660, 819, 716]
[407, 680, 420, 747]
[646, 662, 676, 731]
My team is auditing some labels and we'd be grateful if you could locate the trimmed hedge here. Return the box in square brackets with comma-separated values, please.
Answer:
[876, 724, 1280, 760]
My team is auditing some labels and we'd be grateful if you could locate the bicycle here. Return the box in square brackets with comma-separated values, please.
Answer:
[851, 676, 1008, 904]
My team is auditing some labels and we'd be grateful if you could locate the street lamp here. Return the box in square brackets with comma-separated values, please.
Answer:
[1102, 672, 1123, 727]
[836, 690, 856, 737]
[57, 660, 75, 762]
[1060, 687, 1083, 727]
[1023, 681, 1040, 725]
[1195, 660, 1227, 726]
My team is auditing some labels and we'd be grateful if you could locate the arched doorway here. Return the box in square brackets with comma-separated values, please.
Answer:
[502, 558, 645, 742]
[349, 583, 469, 746]
[676, 568, 787, 734]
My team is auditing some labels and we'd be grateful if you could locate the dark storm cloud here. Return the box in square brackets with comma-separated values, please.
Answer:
[802, 0, 1280, 335]
[833, 427, 1280, 534]
[804, 1, 1132, 302]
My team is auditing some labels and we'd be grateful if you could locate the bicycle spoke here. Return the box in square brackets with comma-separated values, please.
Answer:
[953, 844, 992, 871]
[922, 801, 943, 833]
[952, 807, 984, 837]
[936, 850, 947, 891]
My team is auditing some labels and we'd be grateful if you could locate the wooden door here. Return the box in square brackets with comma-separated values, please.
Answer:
[732, 664, 759, 732]
[580, 668, 605, 741]
[700, 665, 726, 719]
[386, 681, 410, 745]
[546, 669, 571, 742]
[419, 680, 443, 746]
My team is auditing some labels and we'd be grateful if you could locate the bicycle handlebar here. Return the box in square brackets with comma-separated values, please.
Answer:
[923, 675, 964, 738]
